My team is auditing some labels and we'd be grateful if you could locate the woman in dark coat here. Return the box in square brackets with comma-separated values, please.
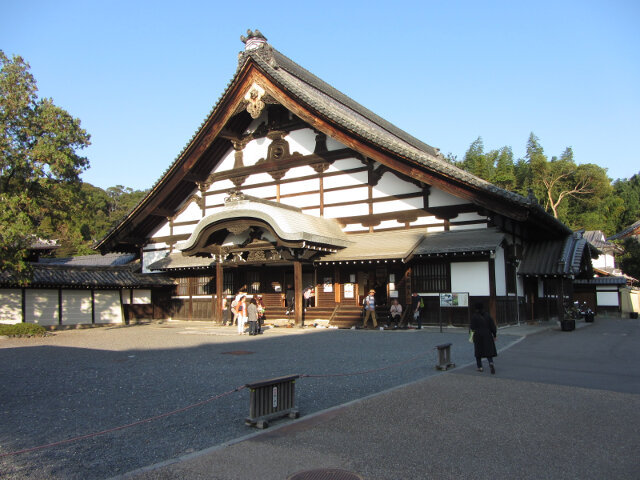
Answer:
[470, 303, 497, 373]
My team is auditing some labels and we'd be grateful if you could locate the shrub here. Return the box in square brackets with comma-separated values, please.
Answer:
[0, 323, 48, 337]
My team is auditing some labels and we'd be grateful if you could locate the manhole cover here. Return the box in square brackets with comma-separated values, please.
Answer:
[287, 468, 363, 480]
[220, 350, 254, 355]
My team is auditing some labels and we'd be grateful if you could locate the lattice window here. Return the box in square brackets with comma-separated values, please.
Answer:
[176, 277, 189, 296]
[412, 262, 450, 292]
[194, 276, 213, 295]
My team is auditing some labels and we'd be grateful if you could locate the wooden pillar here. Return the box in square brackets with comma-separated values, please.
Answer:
[294, 261, 303, 327]
[216, 261, 224, 323]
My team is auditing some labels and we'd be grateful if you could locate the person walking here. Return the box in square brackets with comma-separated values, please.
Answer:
[236, 295, 248, 335]
[362, 289, 378, 329]
[388, 298, 402, 329]
[409, 292, 422, 329]
[256, 295, 265, 334]
[247, 297, 259, 336]
[470, 302, 497, 373]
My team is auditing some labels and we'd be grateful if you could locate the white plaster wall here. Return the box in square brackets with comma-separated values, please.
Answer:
[150, 221, 171, 239]
[326, 135, 344, 151]
[244, 172, 275, 186]
[243, 137, 270, 164]
[122, 289, 132, 304]
[372, 172, 420, 198]
[374, 198, 423, 214]
[0, 289, 22, 324]
[451, 262, 490, 296]
[597, 290, 619, 307]
[324, 185, 368, 205]
[175, 200, 202, 223]
[208, 179, 236, 193]
[593, 254, 615, 270]
[494, 246, 507, 296]
[327, 158, 364, 173]
[324, 203, 369, 218]
[281, 166, 317, 181]
[173, 223, 199, 236]
[426, 225, 446, 233]
[280, 178, 319, 196]
[143, 249, 170, 273]
[286, 128, 316, 155]
[281, 192, 320, 209]
[204, 192, 228, 208]
[214, 147, 236, 172]
[94, 291, 123, 324]
[62, 290, 92, 325]
[25, 289, 59, 325]
[242, 184, 278, 199]
[133, 290, 152, 304]
[429, 187, 468, 207]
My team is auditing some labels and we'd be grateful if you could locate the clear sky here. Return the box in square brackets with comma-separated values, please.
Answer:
[3, 0, 639, 191]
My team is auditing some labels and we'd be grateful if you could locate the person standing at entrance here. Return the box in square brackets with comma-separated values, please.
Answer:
[362, 289, 378, 329]
[236, 295, 248, 335]
[247, 297, 259, 335]
[470, 302, 497, 373]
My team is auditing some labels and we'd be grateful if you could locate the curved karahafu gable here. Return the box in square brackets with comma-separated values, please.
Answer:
[178, 194, 350, 255]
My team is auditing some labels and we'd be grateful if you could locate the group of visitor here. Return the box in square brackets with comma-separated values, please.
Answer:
[221, 287, 265, 335]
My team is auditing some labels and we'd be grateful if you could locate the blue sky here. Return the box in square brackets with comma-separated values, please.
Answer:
[3, 0, 639, 191]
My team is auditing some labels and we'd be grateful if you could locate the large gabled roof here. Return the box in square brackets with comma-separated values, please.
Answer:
[96, 31, 569, 254]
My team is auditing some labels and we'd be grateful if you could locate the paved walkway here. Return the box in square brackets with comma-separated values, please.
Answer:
[3, 318, 637, 480]
[113, 318, 640, 480]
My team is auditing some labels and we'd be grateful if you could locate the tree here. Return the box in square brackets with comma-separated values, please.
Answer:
[618, 238, 640, 283]
[460, 137, 494, 181]
[613, 173, 640, 231]
[490, 146, 516, 191]
[0, 51, 90, 280]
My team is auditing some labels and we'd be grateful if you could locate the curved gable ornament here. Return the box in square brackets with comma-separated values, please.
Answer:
[176, 195, 350, 257]
[245, 83, 266, 119]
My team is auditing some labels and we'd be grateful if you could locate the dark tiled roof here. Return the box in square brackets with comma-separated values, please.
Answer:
[317, 229, 426, 263]
[0, 264, 174, 289]
[407, 228, 504, 260]
[148, 254, 216, 271]
[38, 253, 137, 266]
[317, 228, 504, 263]
[519, 232, 594, 277]
[609, 220, 640, 240]
[574, 276, 628, 285]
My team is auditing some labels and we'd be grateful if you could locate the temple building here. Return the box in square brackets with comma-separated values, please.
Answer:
[94, 30, 595, 327]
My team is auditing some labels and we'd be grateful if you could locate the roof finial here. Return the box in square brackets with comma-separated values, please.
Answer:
[241, 29, 267, 51]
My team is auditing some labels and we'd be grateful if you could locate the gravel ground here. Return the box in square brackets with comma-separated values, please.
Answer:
[0, 322, 506, 480]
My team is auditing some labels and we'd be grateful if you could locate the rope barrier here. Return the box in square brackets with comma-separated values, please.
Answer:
[0, 385, 246, 459]
[1, 347, 437, 458]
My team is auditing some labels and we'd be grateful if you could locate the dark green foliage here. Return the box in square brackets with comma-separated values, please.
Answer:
[0, 323, 48, 337]
[1, 50, 90, 278]
[618, 238, 640, 282]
